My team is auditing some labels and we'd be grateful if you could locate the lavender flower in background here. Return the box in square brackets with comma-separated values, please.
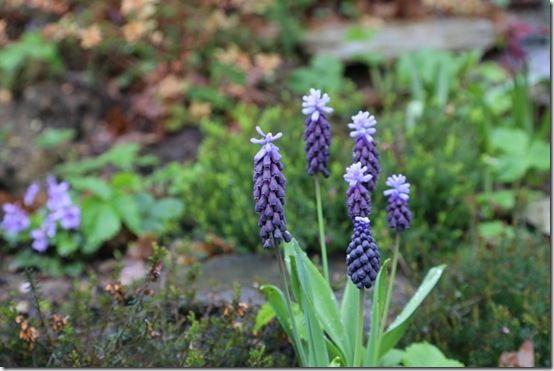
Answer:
[24, 182, 40, 206]
[251, 126, 292, 249]
[57, 206, 81, 230]
[31, 227, 49, 252]
[346, 217, 380, 289]
[348, 111, 381, 192]
[344, 162, 372, 221]
[383, 174, 412, 231]
[46, 176, 72, 212]
[0, 203, 30, 236]
[46, 176, 81, 231]
[302, 88, 333, 177]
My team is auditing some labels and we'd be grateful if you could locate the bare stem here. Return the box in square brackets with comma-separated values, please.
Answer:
[314, 176, 330, 283]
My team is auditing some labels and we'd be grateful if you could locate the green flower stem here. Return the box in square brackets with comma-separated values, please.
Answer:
[377, 233, 400, 359]
[353, 290, 365, 367]
[274, 240, 307, 366]
[314, 176, 329, 283]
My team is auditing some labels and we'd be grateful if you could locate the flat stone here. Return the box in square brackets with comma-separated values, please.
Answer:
[524, 196, 550, 235]
[190, 252, 415, 330]
[303, 17, 496, 62]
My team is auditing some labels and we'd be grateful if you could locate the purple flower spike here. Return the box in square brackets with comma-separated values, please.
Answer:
[251, 126, 292, 249]
[349, 111, 381, 192]
[302, 88, 333, 177]
[383, 174, 412, 231]
[346, 217, 380, 289]
[1, 203, 30, 236]
[344, 162, 372, 221]
[24, 182, 40, 206]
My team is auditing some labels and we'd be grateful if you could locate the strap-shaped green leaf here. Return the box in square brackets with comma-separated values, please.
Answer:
[283, 240, 349, 362]
[364, 258, 391, 366]
[379, 264, 446, 358]
[340, 279, 359, 364]
[260, 284, 307, 366]
[289, 254, 329, 366]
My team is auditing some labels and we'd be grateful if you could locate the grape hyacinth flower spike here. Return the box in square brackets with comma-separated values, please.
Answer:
[348, 111, 381, 192]
[383, 174, 412, 231]
[346, 217, 380, 289]
[302, 88, 333, 177]
[344, 162, 372, 221]
[251, 126, 292, 249]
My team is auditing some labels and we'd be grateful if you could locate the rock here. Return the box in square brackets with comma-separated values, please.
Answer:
[188, 252, 414, 325]
[524, 196, 550, 235]
[303, 17, 496, 62]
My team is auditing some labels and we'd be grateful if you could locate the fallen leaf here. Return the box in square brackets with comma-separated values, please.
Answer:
[498, 339, 534, 367]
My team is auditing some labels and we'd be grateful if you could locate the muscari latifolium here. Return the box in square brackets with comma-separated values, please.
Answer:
[254, 89, 459, 367]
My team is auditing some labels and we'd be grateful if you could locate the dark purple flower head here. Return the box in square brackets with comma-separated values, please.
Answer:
[349, 111, 381, 192]
[344, 162, 372, 221]
[24, 182, 40, 206]
[346, 217, 380, 289]
[383, 174, 412, 231]
[1, 203, 30, 236]
[302, 89, 333, 177]
[251, 126, 292, 249]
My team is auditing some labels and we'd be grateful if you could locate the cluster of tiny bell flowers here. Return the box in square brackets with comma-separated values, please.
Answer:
[251, 88, 412, 290]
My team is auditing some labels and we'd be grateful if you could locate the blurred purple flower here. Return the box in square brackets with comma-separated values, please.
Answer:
[24, 182, 40, 206]
[46, 176, 72, 212]
[58, 206, 81, 230]
[1, 203, 30, 236]
[31, 228, 49, 252]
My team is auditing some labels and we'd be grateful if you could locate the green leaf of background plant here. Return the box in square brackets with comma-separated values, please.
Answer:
[35, 128, 75, 149]
[490, 127, 529, 155]
[528, 140, 550, 171]
[401, 342, 464, 367]
[70, 177, 113, 200]
[254, 302, 275, 333]
[81, 200, 121, 253]
[113, 193, 143, 235]
[379, 264, 446, 358]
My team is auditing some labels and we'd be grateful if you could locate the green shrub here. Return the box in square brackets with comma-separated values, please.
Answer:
[405, 229, 550, 366]
[0, 246, 292, 367]
[179, 95, 481, 263]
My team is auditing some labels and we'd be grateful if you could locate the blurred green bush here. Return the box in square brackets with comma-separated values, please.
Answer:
[405, 229, 550, 367]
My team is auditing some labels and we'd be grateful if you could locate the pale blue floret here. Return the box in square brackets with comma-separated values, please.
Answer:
[348, 111, 377, 142]
[250, 126, 283, 163]
[302, 88, 334, 122]
[383, 174, 410, 201]
[344, 162, 373, 187]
